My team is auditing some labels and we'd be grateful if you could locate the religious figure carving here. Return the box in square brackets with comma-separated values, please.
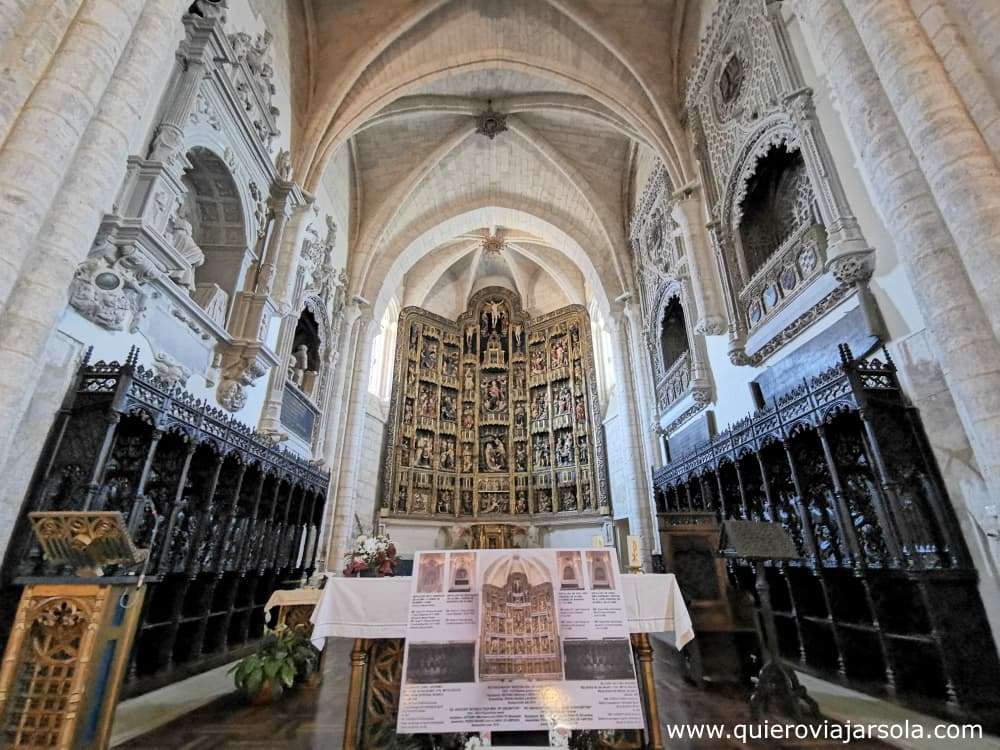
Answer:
[556, 433, 573, 466]
[166, 203, 205, 290]
[440, 392, 457, 422]
[515, 442, 528, 472]
[464, 325, 477, 353]
[560, 488, 577, 512]
[513, 365, 526, 392]
[411, 490, 429, 514]
[419, 385, 437, 418]
[513, 323, 525, 353]
[403, 399, 414, 424]
[415, 435, 433, 467]
[481, 377, 507, 414]
[420, 340, 438, 371]
[531, 392, 547, 421]
[574, 396, 586, 423]
[397, 486, 408, 512]
[440, 438, 456, 471]
[536, 491, 552, 513]
[400, 437, 411, 466]
[443, 349, 459, 378]
[514, 402, 526, 429]
[534, 437, 550, 467]
[287, 344, 309, 387]
[461, 492, 474, 515]
[515, 491, 529, 514]
[577, 435, 589, 464]
[482, 437, 507, 472]
[530, 347, 546, 374]
[437, 490, 453, 514]
[463, 367, 476, 394]
[550, 337, 568, 368]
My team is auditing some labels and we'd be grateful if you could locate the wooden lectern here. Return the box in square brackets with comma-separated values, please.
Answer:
[0, 512, 148, 749]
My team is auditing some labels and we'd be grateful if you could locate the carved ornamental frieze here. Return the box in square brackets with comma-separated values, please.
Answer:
[684, 0, 874, 365]
[382, 288, 610, 521]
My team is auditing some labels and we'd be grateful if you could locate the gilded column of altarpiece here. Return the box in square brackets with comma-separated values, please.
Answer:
[381, 288, 610, 521]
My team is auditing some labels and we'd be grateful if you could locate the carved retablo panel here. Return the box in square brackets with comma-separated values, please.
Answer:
[382, 288, 609, 521]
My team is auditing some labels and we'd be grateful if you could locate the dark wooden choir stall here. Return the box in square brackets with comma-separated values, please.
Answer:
[653, 344, 1000, 728]
[0, 348, 330, 708]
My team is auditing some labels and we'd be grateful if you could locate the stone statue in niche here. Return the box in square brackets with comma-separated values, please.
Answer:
[581, 483, 592, 509]
[550, 337, 568, 368]
[534, 436, 550, 467]
[461, 491, 474, 515]
[420, 339, 438, 371]
[437, 490, 453, 514]
[577, 435, 589, 464]
[481, 377, 507, 414]
[531, 392, 547, 421]
[461, 449, 473, 473]
[406, 362, 417, 392]
[440, 438, 456, 471]
[415, 435, 433, 467]
[570, 324, 580, 351]
[440, 392, 457, 422]
[462, 411, 474, 431]
[400, 437, 411, 466]
[574, 396, 586, 423]
[464, 325, 477, 354]
[166, 202, 205, 291]
[443, 350, 459, 378]
[403, 399, 414, 424]
[463, 367, 475, 394]
[409, 324, 420, 348]
[287, 344, 309, 387]
[397, 486, 408, 512]
[573, 360, 583, 384]
[530, 347, 546, 375]
[515, 442, 528, 472]
[482, 436, 507, 472]
[418, 385, 437, 418]
[556, 433, 573, 466]
[515, 491, 529, 514]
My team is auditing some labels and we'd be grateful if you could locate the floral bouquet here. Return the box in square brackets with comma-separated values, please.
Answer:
[342, 530, 398, 577]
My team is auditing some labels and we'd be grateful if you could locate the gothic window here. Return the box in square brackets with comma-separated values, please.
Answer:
[369, 302, 399, 400]
[659, 296, 689, 372]
[737, 144, 816, 279]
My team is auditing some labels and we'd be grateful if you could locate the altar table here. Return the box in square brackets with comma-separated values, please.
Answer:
[310, 573, 694, 648]
[308, 574, 693, 750]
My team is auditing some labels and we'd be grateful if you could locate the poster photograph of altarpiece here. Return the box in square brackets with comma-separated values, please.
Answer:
[397, 549, 644, 734]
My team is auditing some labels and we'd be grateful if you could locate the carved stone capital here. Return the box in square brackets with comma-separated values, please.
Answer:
[694, 314, 728, 336]
[828, 252, 874, 286]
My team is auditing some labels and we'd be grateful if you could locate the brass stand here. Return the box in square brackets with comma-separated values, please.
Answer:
[0, 512, 148, 750]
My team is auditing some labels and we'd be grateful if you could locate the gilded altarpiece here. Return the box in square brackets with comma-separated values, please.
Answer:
[382, 288, 610, 522]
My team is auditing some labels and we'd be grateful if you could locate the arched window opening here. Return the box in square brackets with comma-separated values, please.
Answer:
[737, 143, 816, 279]
[659, 296, 688, 371]
[369, 301, 399, 400]
[288, 307, 321, 400]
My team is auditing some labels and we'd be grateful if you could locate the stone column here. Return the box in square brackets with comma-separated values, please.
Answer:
[841, 0, 1000, 339]
[0, 0, 184, 479]
[0, 0, 147, 310]
[673, 189, 728, 335]
[326, 312, 375, 571]
[609, 303, 656, 569]
[625, 305, 664, 481]
[794, 0, 1000, 510]
[0, 0, 86, 146]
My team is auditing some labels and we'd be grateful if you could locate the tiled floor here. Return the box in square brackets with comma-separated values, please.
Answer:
[119, 637, 893, 749]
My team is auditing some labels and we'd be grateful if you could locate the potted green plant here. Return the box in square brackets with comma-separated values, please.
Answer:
[230, 626, 320, 705]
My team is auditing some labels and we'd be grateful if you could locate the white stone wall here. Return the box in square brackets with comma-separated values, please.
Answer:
[353, 394, 389, 534]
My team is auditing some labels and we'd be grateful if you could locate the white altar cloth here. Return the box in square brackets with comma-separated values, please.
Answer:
[310, 573, 694, 650]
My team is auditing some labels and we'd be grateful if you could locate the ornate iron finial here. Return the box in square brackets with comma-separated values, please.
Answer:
[125, 346, 140, 368]
[475, 100, 508, 140]
[882, 345, 896, 371]
[81, 346, 94, 367]
[838, 343, 853, 366]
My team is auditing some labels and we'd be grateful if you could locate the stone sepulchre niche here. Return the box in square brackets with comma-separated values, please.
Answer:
[382, 288, 610, 527]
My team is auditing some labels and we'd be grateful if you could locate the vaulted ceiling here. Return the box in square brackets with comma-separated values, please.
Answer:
[288, 0, 709, 319]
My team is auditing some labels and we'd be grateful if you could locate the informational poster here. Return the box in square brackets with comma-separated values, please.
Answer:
[397, 548, 644, 734]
